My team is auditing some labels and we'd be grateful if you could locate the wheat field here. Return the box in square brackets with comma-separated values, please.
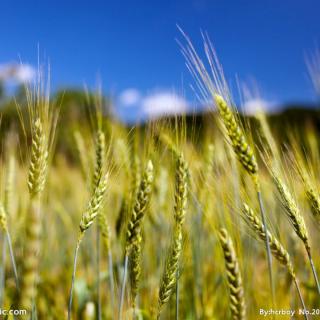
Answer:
[0, 37, 320, 320]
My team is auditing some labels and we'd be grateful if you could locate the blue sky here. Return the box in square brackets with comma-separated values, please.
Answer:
[0, 0, 319, 116]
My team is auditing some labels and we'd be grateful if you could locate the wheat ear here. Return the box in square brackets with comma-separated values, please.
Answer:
[157, 155, 188, 319]
[273, 174, 309, 246]
[20, 118, 48, 315]
[218, 228, 246, 320]
[214, 95, 258, 183]
[272, 173, 320, 295]
[118, 160, 153, 320]
[27, 118, 49, 198]
[242, 203, 309, 319]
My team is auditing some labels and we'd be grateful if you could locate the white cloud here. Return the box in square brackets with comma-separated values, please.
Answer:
[116, 89, 189, 122]
[242, 98, 279, 115]
[118, 88, 141, 107]
[0, 63, 35, 83]
[142, 92, 188, 118]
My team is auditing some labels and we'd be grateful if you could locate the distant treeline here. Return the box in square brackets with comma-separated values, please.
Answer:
[0, 87, 319, 159]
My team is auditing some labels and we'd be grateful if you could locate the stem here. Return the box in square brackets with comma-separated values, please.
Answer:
[96, 227, 101, 320]
[0, 234, 6, 307]
[108, 248, 115, 315]
[293, 277, 309, 320]
[118, 254, 128, 320]
[6, 230, 19, 291]
[67, 239, 81, 320]
[257, 191, 275, 306]
[306, 249, 320, 296]
[176, 268, 179, 320]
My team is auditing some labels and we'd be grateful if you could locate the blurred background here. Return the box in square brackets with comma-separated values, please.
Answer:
[0, 0, 319, 124]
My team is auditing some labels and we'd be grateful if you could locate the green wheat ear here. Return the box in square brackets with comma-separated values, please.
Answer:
[125, 160, 154, 254]
[301, 173, 320, 221]
[92, 129, 106, 191]
[242, 203, 309, 317]
[242, 203, 295, 278]
[214, 94, 259, 187]
[157, 155, 188, 318]
[28, 118, 48, 198]
[218, 228, 246, 320]
[272, 173, 309, 250]
[174, 155, 188, 225]
[79, 173, 109, 235]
